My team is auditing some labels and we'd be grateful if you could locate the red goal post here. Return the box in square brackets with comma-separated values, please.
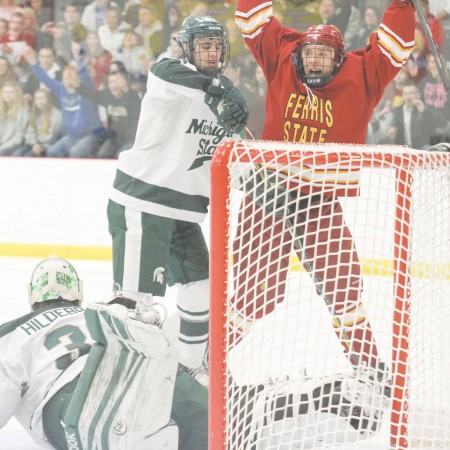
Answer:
[209, 140, 450, 450]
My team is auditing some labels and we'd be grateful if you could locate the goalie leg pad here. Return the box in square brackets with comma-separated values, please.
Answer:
[247, 373, 386, 449]
[62, 303, 180, 450]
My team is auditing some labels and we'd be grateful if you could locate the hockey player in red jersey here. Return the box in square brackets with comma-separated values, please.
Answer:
[230, 0, 415, 379]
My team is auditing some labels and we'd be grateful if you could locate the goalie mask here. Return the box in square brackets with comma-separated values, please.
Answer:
[293, 24, 345, 88]
[28, 256, 83, 309]
[178, 15, 230, 77]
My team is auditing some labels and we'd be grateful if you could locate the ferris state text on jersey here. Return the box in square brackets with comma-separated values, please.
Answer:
[284, 93, 333, 143]
[186, 117, 233, 170]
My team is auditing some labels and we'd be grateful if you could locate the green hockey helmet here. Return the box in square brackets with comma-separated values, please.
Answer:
[28, 256, 84, 309]
[178, 15, 230, 76]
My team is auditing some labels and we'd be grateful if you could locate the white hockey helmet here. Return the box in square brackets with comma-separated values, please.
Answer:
[28, 256, 83, 308]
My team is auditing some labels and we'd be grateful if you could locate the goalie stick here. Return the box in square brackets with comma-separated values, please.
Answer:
[412, 0, 450, 91]
[248, 163, 360, 367]
[245, 164, 392, 402]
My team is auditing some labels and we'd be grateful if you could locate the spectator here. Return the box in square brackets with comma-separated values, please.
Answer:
[77, 65, 141, 158]
[190, 1, 208, 16]
[416, 0, 446, 52]
[26, 0, 51, 27]
[0, 54, 18, 89]
[225, 17, 246, 60]
[173, 0, 194, 17]
[13, 87, 62, 156]
[22, 46, 61, 104]
[1, 10, 33, 46]
[81, 0, 118, 32]
[0, 17, 7, 41]
[367, 100, 396, 145]
[318, 0, 338, 27]
[335, 0, 361, 50]
[429, 0, 450, 58]
[43, 4, 87, 67]
[24, 46, 106, 158]
[418, 52, 450, 143]
[22, 6, 52, 49]
[391, 80, 438, 149]
[355, 5, 382, 50]
[0, 80, 28, 156]
[224, 58, 265, 139]
[97, 6, 129, 54]
[111, 30, 148, 78]
[407, 30, 430, 83]
[0, 0, 22, 22]
[386, 64, 414, 107]
[81, 30, 112, 88]
[0, 12, 34, 73]
[156, 30, 182, 61]
[162, 4, 183, 50]
[134, 4, 163, 58]
[123, 0, 164, 29]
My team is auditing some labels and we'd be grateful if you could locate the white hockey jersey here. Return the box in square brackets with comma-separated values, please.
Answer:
[0, 303, 93, 448]
[109, 58, 241, 223]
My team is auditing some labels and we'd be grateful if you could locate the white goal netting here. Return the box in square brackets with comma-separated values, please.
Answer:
[209, 141, 450, 450]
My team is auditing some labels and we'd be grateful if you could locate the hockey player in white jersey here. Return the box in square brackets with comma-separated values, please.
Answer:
[107, 14, 249, 386]
[0, 256, 208, 450]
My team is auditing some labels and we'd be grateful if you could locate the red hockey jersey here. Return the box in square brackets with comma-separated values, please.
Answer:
[235, 0, 415, 145]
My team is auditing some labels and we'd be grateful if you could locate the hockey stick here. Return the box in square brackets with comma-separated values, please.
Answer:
[246, 164, 360, 366]
[412, 0, 450, 91]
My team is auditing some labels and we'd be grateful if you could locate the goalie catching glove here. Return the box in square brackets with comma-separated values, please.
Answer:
[204, 74, 249, 134]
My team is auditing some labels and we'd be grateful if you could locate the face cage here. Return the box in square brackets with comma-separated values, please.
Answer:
[293, 44, 342, 88]
[185, 34, 230, 77]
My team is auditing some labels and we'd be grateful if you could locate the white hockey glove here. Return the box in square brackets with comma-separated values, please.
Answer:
[204, 75, 249, 134]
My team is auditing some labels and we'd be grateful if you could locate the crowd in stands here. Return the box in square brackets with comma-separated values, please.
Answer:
[0, 0, 449, 157]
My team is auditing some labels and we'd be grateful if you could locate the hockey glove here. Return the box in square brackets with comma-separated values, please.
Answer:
[428, 142, 450, 152]
[240, 167, 289, 218]
[204, 75, 249, 134]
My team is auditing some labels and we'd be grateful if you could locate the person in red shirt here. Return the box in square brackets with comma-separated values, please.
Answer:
[0, 11, 34, 69]
[230, 0, 415, 384]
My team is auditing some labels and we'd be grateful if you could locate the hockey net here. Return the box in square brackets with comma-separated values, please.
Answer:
[209, 140, 450, 450]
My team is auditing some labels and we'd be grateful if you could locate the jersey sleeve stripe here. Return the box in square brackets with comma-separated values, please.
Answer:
[377, 24, 415, 67]
[235, 3, 273, 39]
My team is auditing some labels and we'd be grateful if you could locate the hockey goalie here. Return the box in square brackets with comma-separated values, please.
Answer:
[0, 257, 207, 450]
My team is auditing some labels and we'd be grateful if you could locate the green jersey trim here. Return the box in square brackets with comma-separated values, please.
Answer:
[113, 169, 210, 214]
[0, 302, 82, 338]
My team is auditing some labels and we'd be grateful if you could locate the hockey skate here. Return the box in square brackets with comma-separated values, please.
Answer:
[179, 349, 209, 388]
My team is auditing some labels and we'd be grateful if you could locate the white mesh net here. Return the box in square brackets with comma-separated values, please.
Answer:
[209, 141, 450, 450]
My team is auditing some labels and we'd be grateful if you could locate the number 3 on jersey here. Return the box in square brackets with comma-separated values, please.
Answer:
[45, 325, 91, 370]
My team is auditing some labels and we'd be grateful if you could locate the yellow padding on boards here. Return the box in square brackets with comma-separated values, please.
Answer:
[0, 243, 112, 261]
[290, 256, 450, 280]
[1, 244, 449, 279]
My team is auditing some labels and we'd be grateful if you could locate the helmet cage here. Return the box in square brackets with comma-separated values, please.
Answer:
[293, 25, 345, 88]
[28, 256, 84, 308]
[178, 16, 230, 76]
